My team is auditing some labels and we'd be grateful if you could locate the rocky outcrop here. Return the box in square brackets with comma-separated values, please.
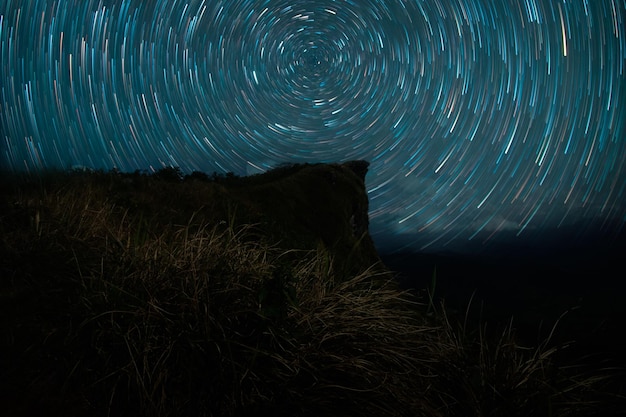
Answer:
[226, 161, 381, 276]
[2, 161, 382, 278]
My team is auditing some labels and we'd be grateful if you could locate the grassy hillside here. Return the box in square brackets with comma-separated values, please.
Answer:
[1, 164, 624, 416]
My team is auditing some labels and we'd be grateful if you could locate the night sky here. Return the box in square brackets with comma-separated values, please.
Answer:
[1, 0, 625, 255]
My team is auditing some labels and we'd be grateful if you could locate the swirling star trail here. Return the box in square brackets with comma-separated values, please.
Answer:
[1, 0, 625, 253]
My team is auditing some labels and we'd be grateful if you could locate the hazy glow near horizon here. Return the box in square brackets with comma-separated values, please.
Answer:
[1, 0, 625, 252]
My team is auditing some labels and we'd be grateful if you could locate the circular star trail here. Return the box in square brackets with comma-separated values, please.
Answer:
[1, 0, 625, 253]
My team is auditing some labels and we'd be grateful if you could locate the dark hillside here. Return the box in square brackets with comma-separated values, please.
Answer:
[1, 161, 379, 277]
[1, 162, 625, 416]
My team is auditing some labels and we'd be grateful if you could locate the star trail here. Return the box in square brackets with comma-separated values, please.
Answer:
[1, 0, 625, 253]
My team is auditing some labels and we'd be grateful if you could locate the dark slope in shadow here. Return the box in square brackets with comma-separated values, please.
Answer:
[380, 226, 626, 372]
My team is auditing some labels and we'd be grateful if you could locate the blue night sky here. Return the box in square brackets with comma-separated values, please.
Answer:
[1, 0, 625, 254]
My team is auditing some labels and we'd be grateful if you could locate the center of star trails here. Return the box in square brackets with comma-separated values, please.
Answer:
[297, 46, 331, 78]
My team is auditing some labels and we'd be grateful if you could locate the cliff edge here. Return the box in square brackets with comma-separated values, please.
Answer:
[225, 160, 380, 276]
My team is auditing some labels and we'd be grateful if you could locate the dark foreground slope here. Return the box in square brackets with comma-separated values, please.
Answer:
[1, 162, 625, 417]
[381, 238, 626, 366]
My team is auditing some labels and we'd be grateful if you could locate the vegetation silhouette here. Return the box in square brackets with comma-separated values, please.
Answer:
[1, 162, 624, 416]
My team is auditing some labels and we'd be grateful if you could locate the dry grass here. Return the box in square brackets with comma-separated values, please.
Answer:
[1, 170, 624, 416]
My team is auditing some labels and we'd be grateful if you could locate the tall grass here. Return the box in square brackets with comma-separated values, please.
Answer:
[1, 170, 624, 416]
